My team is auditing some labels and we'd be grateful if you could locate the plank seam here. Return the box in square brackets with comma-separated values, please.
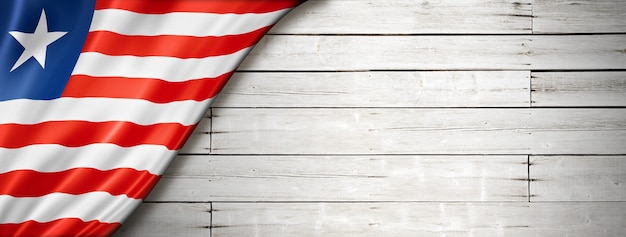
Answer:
[204, 201, 626, 204]
[209, 109, 213, 155]
[265, 33, 626, 36]
[211, 106, 618, 109]
[176, 154, 626, 157]
[209, 107, 214, 155]
[235, 69, 626, 73]
[530, 0, 535, 35]
[530, 71, 534, 107]
[526, 155, 531, 202]
[197, 154, 626, 156]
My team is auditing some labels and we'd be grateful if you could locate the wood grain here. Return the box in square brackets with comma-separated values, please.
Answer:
[238, 35, 626, 71]
[534, 0, 626, 33]
[179, 115, 211, 154]
[114, 203, 211, 237]
[531, 72, 626, 107]
[271, 0, 532, 34]
[209, 108, 626, 155]
[116, 0, 626, 236]
[212, 202, 626, 237]
[146, 155, 528, 202]
[213, 71, 531, 108]
[530, 156, 626, 201]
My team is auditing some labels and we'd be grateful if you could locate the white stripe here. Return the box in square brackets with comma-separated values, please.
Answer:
[90, 8, 290, 37]
[0, 144, 176, 175]
[72, 48, 250, 81]
[0, 192, 141, 223]
[0, 97, 212, 126]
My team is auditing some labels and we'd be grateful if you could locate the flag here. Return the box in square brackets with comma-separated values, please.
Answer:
[0, 0, 304, 236]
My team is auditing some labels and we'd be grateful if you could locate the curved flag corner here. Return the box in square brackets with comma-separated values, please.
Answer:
[0, 0, 306, 236]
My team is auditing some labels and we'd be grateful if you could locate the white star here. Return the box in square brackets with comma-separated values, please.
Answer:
[9, 9, 67, 72]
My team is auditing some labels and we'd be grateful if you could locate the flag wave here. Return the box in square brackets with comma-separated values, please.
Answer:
[0, 0, 304, 236]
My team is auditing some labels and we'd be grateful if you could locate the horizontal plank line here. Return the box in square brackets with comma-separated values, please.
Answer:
[532, 32, 626, 36]
[210, 107, 626, 110]
[527, 201, 626, 204]
[531, 69, 626, 73]
[266, 33, 626, 36]
[531, 106, 626, 109]
[211, 107, 535, 109]
[206, 201, 626, 204]
[181, 154, 626, 158]
[235, 69, 626, 73]
[267, 33, 533, 36]
[178, 154, 528, 157]
[529, 154, 626, 157]
[241, 35, 626, 71]
[235, 69, 535, 73]
[139, 201, 626, 204]
[213, 201, 535, 204]
[201, 153, 626, 157]
[141, 201, 213, 204]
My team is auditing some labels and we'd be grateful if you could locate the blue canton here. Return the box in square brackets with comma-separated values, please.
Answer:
[0, 0, 95, 101]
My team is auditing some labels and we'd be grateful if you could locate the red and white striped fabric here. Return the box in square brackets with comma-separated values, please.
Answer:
[0, 1, 304, 236]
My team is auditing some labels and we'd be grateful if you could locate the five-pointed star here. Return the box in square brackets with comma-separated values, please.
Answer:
[9, 9, 67, 72]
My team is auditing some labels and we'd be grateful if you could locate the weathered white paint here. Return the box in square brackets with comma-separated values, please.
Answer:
[212, 202, 626, 237]
[210, 108, 626, 155]
[146, 155, 527, 202]
[116, 0, 626, 236]
[271, 0, 532, 34]
[531, 72, 626, 107]
[114, 203, 211, 237]
[239, 35, 626, 71]
[179, 115, 211, 154]
[213, 71, 531, 108]
[530, 156, 626, 201]
[533, 0, 626, 33]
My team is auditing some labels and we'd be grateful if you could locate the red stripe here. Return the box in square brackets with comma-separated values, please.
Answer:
[95, 0, 303, 14]
[62, 72, 233, 103]
[83, 26, 271, 58]
[0, 219, 119, 237]
[0, 121, 195, 150]
[0, 168, 159, 199]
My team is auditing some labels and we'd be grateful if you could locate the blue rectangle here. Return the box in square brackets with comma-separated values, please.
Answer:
[0, 0, 95, 101]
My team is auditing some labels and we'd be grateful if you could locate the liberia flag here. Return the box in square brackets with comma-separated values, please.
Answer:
[0, 0, 304, 236]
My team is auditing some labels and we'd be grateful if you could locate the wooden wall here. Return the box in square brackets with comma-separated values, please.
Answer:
[115, 0, 626, 236]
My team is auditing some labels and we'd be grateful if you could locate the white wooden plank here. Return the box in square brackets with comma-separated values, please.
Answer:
[113, 203, 211, 237]
[212, 202, 626, 237]
[210, 108, 626, 155]
[146, 155, 527, 202]
[531, 72, 626, 107]
[240, 35, 531, 71]
[271, 0, 532, 34]
[527, 35, 626, 70]
[530, 156, 626, 201]
[239, 35, 626, 71]
[534, 0, 626, 33]
[179, 116, 210, 154]
[212, 71, 531, 108]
